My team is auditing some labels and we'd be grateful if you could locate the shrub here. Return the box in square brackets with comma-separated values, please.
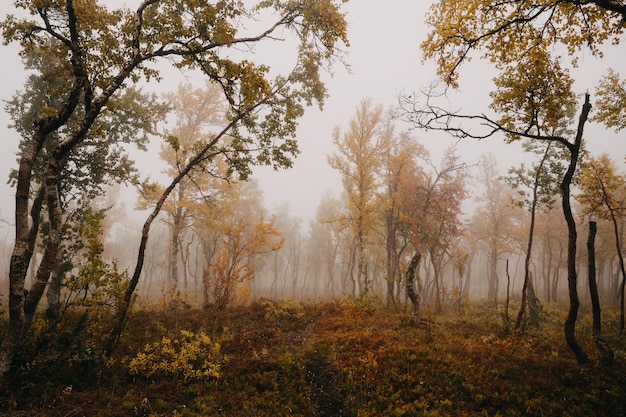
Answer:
[262, 298, 305, 322]
[129, 330, 223, 382]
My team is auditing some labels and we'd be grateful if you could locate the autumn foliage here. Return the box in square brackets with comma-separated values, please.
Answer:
[2, 300, 625, 416]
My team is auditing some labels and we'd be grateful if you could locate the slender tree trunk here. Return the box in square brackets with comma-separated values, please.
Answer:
[488, 249, 499, 307]
[105, 116, 246, 355]
[606, 206, 626, 334]
[357, 229, 367, 296]
[528, 275, 540, 323]
[405, 252, 421, 319]
[516, 143, 551, 328]
[170, 186, 185, 294]
[430, 249, 443, 313]
[505, 259, 511, 331]
[587, 221, 614, 366]
[561, 93, 591, 365]
[552, 266, 560, 303]
[346, 244, 357, 297]
[385, 216, 397, 307]
[463, 251, 473, 302]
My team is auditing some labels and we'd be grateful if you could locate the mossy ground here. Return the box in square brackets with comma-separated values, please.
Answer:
[1, 298, 625, 416]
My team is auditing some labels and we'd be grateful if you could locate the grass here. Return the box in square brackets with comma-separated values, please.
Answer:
[1, 298, 625, 416]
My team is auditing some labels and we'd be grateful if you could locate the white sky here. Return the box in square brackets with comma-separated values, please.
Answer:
[0, 1, 624, 229]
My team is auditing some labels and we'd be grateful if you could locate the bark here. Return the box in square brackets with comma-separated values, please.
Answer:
[561, 93, 591, 365]
[45, 256, 63, 320]
[505, 259, 511, 330]
[405, 252, 421, 319]
[527, 276, 540, 324]
[488, 248, 499, 307]
[429, 248, 443, 313]
[605, 202, 626, 334]
[463, 251, 473, 302]
[23, 154, 68, 332]
[385, 214, 398, 307]
[169, 182, 187, 294]
[357, 225, 367, 296]
[0, 129, 50, 374]
[515, 144, 551, 329]
[587, 221, 614, 366]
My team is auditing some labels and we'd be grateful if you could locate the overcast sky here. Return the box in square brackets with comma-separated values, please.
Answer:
[0, 1, 624, 229]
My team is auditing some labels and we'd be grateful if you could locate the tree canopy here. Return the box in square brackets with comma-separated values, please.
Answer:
[422, 0, 626, 87]
[0, 0, 349, 374]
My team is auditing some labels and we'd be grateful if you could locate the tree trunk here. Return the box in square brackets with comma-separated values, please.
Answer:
[587, 221, 614, 366]
[606, 204, 626, 334]
[488, 249, 499, 307]
[0, 133, 47, 374]
[561, 93, 591, 365]
[45, 252, 64, 320]
[527, 275, 540, 324]
[505, 259, 511, 331]
[385, 217, 398, 307]
[515, 143, 551, 329]
[23, 155, 67, 333]
[405, 252, 421, 319]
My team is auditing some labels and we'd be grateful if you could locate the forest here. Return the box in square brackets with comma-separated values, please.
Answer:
[0, 0, 626, 415]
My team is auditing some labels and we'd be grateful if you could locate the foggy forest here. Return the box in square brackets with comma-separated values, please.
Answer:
[1, 1, 626, 416]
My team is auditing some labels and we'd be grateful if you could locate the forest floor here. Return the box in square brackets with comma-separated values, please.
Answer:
[1, 297, 626, 416]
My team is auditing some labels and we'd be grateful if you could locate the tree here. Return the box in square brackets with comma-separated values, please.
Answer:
[189, 169, 283, 308]
[494, 47, 573, 327]
[534, 206, 568, 303]
[507, 143, 555, 328]
[136, 82, 227, 295]
[469, 154, 520, 308]
[577, 154, 626, 334]
[313, 192, 350, 297]
[407, 26, 596, 361]
[205, 212, 284, 309]
[377, 124, 427, 307]
[593, 68, 626, 132]
[586, 221, 615, 365]
[421, 0, 625, 88]
[398, 146, 466, 318]
[1, 0, 348, 373]
[328, 97, 383, 297]
[2, 23, 165, 373]
[264, 204, 303, 298]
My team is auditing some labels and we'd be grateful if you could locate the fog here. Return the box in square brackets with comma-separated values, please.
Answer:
[0, 1, 624, 310]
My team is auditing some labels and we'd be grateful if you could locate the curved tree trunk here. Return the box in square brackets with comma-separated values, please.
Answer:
[405, 252, 421, 319]
[105, 116, 248, 355]
[561, 93, 591, 365]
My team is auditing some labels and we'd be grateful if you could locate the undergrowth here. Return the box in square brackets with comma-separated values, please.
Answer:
[1, 299, 625, 416]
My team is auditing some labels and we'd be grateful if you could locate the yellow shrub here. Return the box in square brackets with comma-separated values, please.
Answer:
[128, 330, 223, 382]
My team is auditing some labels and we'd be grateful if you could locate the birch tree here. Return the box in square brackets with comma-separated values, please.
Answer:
[328, 97, 383, 297]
